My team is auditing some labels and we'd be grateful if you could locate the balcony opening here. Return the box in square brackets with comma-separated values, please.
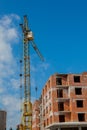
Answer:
[56, 78, 62, 85]
[48, 80, 50, 88]
[45, 85, 47, 91]
[74, 76, 80, 83]
[61, 128, 78, 130]
[82, 127, 87, 130]
[78, 113, 85, 121]
[58, 102, 64, 111]
[47, 118, 49, 125]
[59, 115, 65, 122]
[50, 116, 52, 124]
[57, 89, 63, 98]
[43, 109, 45, 116]
[43, 89, 44, 95]
[49, 103, 51, 111]
[75, 88, 82, 95]
[44, 121, 45, 127]
[46, 96, 47, 102]
[76, 100, 83, 108]
[49, 91, 51, 99]
[46, 107, 48, 113]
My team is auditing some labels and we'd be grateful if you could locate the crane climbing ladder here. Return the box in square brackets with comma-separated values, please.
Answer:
[19, 15, 44, 130]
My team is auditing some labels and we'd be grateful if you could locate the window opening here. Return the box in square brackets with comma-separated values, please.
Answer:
[74, 76, 80, 82]
[75, 88, 82, 95]
[49, 91, 51, 99]
[50, 116, 52, 124]
[56, 78, 62, 85]
[49, 103, 51, 111]
[58, 102, 64, 111]
[48, 80, 50, 88]
[47, 118, 49, 125]
[78, 113, 85, 121]
[46, 96, 47, 102]
[44, 121, 45, 127]
[57, 89, 63, 98]
[46, 107, 48, 113]
[76, 100, 83, 108]
[45, 85, 47, 91]
[59, 115, 65, 122]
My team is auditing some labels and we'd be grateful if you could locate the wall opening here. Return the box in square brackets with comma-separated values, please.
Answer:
[75, 88, 82, 95]
[47, 118, 49, 125]
[44, 121, 45, 127]
[48, 80, 50, 88]
[59, 115, 65, 122]
[56, 78, 62, 85]
[61, 128, 79, 130]
[46, 106, 48, 113]
[82, 127, 87, 130]
[57, 89, 63, 98]
[58, 102, 64, 111]
[76, 100, 83, 108]
[49, 91, 51, 99]
[74, 76, 80, 83]
[50, 116, 52, 124]
[78, 113, 85, 121]
[49, 103, 51, 111]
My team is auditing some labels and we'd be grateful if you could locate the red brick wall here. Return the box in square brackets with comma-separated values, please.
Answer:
[32, 72, 87, 129]
[32, 100, 40, 130]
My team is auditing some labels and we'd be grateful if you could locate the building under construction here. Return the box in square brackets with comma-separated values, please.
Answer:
[0, 110, 7, 130]
[32, 72, 87, 130]
[19, 15, 87, 130]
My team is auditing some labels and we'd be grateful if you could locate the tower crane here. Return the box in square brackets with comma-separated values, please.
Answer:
[19, 15, 44, 130]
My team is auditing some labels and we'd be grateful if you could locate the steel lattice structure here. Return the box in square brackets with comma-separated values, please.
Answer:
[19, 15, 44, 130]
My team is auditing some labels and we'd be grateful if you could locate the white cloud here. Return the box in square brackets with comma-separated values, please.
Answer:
[0, 87, 5, 93]
[0, 14, 50, 130]
[0, 14, 20, 130]
[10, 78, 20, 90]
[0, 42, 13, 63]
[0, 14, 20, 28]
[0, 15, 19, 82]
[0, 94, 20, 129]
[2, 95, 20, 111]
[30, 54, 50, 72]
[0, 15, 12, 27]
[6, 28, 18, 42]
[10, 14, 20, 20]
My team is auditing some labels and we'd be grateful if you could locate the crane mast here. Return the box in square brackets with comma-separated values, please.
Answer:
[19, 15, 44, 130]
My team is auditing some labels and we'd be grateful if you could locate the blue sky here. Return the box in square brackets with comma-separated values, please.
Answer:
[0, 0, 87, 129]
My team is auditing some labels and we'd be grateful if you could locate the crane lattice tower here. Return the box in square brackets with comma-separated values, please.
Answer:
[20, 15, 44, 130]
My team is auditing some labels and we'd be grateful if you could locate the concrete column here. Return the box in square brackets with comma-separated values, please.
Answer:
[79, 127, 82, 130]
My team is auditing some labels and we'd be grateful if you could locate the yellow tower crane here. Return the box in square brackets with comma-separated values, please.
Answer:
[19, 15, 44, 130]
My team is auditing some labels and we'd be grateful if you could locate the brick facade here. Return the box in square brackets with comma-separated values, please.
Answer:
[32, 72, 87, 130]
